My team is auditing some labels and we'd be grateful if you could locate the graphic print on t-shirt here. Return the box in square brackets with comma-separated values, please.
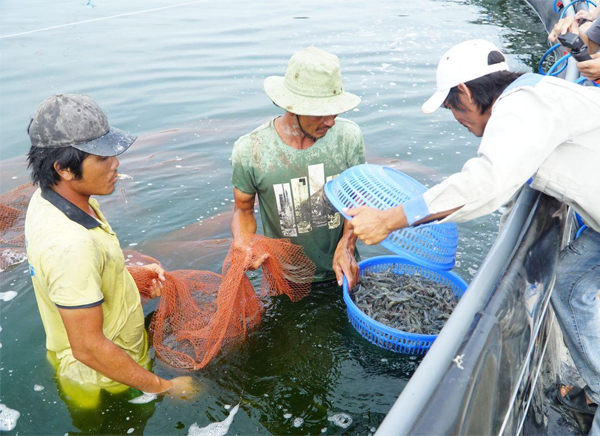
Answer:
[274, 183, 297, 237]
[291, 177, 312, 234]
[274, 164, 341, 236]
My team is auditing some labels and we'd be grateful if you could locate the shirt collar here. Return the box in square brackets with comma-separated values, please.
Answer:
[41, 188, 101, 230]
[500, 73, 543, 97]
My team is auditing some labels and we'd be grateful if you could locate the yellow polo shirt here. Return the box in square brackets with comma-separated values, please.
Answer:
[25, 188, 149, 399]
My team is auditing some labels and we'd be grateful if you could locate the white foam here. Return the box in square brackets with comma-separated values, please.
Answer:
[127, 428, 134, 434]
[128, 393, 157, 404]
[188, 403, 239, 436]
[328, 413, 353, 429]
[293, 418, 303, 428]
[0, 249, 27, 272]
[34, 384, 45, 392]
[0, 291, 17, 302]
[283, 413, 292, 419]
[0, 403, 20, 431]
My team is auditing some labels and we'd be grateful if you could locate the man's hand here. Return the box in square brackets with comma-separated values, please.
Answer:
[549, 17, 579, 42]
[332, 233, 359, 289]
[577, 53, 600, 79]
[574, 9, 600, 23]
[232, 237, 269, 270]
[345, 206, 406, 245]
[165, 376, 201, 399]
[141, 263, 165, 299]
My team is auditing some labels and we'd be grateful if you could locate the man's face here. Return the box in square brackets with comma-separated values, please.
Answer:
[446, 88, 491, 138]
[297, 114, 338, 139]
[70, 154, 120, 196]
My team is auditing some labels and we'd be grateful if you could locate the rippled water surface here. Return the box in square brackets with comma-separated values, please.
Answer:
[0, 0, 548, 434]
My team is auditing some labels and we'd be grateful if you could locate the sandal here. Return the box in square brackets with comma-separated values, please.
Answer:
[556, 384, 598, 416]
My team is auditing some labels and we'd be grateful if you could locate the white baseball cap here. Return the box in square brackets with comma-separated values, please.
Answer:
[422, 40, 509, 114]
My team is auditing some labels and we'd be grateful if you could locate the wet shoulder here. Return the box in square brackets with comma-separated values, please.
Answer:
[333, 117, 362, 134]
[325, 117, 364, 148]
[26, 192, 95, 255]
[233, 121, 273, 154]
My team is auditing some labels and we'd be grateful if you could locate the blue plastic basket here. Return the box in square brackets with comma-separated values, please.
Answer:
[343, 256, 468, 354]
[325, 164, 459, 270]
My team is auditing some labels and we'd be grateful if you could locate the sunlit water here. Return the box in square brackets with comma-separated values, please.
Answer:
[0, 0, 548, 434]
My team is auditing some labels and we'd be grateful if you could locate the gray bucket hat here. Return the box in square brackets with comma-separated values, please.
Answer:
[264, 46, 361, 116]
[28, 93, 136, 157]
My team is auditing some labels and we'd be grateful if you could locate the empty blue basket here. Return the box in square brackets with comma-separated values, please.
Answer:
[343, 256, 468, 354]
[325, 164, 458, 270]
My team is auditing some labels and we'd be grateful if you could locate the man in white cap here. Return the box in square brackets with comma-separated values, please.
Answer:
[231, 46, 365, 288]
[344, 40, 600, 431]
[25, 94, 194, 409]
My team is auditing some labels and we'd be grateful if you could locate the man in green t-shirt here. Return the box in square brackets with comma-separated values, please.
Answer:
[231, 47, 365, 287]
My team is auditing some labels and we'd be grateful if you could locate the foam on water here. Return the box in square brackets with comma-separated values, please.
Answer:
[0, 403, 20, 431]
[34, 384, 44, 392]
[328, 413, 353, 429]
[128, 392, 157, 404]
[0, 249, 27, 272]
[0, 291, 17, 302]
[293, 417, 304, 428]
[188, 403, 239, 436]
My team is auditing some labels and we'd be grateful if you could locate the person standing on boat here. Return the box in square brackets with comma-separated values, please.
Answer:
[25, 94, 194, 408]
[345, 40, 600, 432]
[230, 47, 365, 288]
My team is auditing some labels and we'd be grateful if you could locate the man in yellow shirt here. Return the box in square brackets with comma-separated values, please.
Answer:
[24, 94, 193, 407]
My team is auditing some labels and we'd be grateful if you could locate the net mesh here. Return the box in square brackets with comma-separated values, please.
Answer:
[1, 183, 315, 369]
[129, 234, 315, 369]
[0, 183, 36, 247]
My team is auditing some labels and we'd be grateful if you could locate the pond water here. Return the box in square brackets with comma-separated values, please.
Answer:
[0, 0, 549, 434]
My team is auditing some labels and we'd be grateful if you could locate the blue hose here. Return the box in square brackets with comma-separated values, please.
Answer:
[575, 76, 600, 86]
[547, 53, 571, 76]
[575, 224, 588, 239]
[558, 0, 598, 19]
[538, 43, 562, 75]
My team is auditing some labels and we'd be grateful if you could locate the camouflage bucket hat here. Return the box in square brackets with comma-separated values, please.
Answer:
[28, 93, 136, 157]
[264, 46, 361, 116]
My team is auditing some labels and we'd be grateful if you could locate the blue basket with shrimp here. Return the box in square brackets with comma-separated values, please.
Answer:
[324, 164, 459, 271]
[343, 256, 468, 354]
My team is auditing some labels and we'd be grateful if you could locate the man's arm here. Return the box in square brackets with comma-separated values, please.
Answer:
[345, 205, 461, 245]
[58, 305, 191, 395]
[231, 188, 268, 269]
[332, 219, 359, 288]
[231, 188, 258, 237]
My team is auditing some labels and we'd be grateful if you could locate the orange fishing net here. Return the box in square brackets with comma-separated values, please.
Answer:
[0, 183, 315, 369]
[0, 183, 36, 272]
[128, 234, 315, 369]
[0, 183, 36, 247]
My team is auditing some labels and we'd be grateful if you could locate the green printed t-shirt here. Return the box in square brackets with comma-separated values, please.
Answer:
[25, 189, 148, 391]
[231, 117, 365, 281]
